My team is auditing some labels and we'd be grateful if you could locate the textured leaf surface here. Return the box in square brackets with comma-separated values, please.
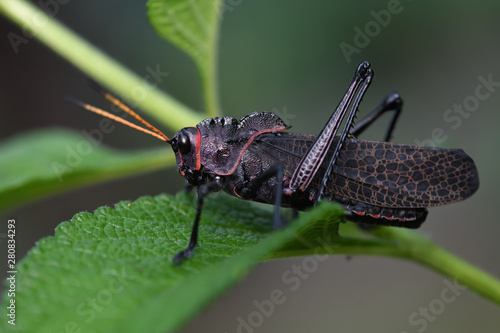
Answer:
[0, 129, 173, 211]
[0, 193, 344, 333]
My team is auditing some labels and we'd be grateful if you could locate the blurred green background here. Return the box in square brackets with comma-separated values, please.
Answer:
[1, 0, 499, 332]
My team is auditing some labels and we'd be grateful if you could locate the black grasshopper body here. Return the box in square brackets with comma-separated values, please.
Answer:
[172, 113, 478, 228]
[71, 61, 480, 264]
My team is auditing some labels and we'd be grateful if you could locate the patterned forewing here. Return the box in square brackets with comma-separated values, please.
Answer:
[249, 133, 316, 179]
[251, 134, 479, 208]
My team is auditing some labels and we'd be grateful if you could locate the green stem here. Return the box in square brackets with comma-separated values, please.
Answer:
[200, 49, 220, 118]
[0, 0, 203, 132]
[200, 1, 221, 117]
[269, 225, 500, 306]
[414, 243, 500, 305]
[375, 227, 500, 306]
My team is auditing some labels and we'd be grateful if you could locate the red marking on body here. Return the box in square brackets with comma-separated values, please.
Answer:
[194, 127, 202, 170]
[232, 186, 244, 199]
[216, 126, 290, 176]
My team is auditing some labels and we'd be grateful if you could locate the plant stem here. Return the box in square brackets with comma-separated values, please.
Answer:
[0, 0, 203, 132]
[374, 227, 500, 306]
[269, 224, 500, 306]
[200, 47, 220, 118]
[200, 2, 221, 118]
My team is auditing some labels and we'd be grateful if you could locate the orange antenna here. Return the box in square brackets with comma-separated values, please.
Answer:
[65, 90, 170, 143]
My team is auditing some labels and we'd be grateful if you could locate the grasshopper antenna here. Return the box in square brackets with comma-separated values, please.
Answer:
[64, 86, 170, 143]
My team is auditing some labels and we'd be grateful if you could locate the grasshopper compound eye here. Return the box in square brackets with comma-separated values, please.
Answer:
[177, 130, 191, 155]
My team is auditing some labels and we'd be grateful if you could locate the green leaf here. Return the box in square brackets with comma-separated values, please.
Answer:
[0, 193, 345, 333]
[148, 0, 222, 117]
[0, 129, 173, 211]
[2, 192, 500, 333]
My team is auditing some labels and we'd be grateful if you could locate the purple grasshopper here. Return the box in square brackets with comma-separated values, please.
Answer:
[70, 61, 479, 264]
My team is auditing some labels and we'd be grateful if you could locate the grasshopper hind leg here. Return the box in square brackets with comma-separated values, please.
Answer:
[350, 92, 403, 142]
